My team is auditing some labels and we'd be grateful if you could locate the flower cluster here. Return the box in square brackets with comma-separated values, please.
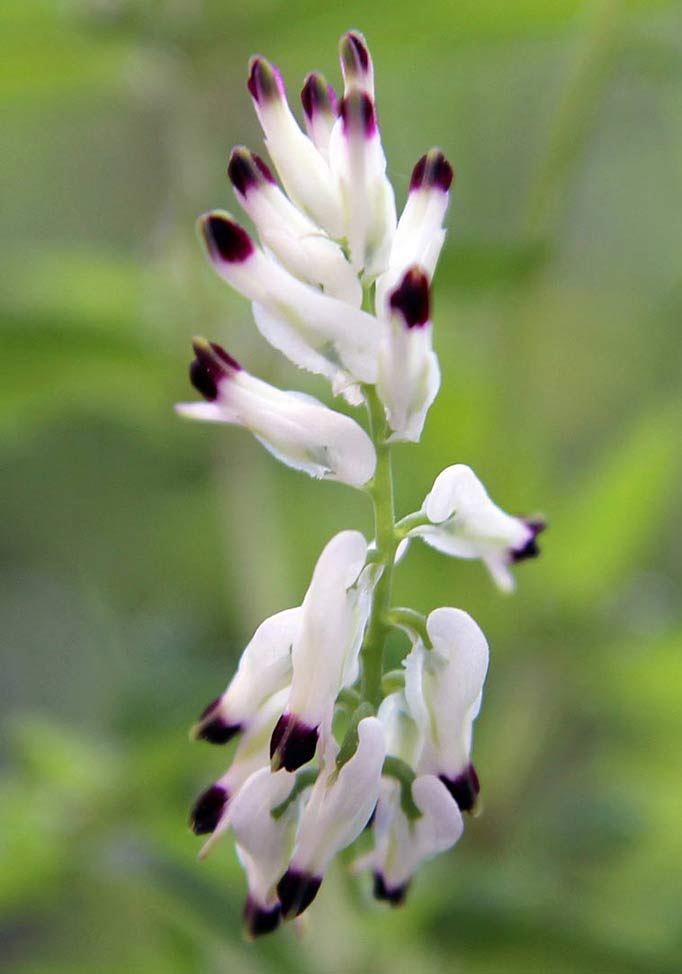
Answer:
[179, 30, 545, 938]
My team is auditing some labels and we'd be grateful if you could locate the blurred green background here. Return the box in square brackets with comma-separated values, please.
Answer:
[2, 0, 682, 971]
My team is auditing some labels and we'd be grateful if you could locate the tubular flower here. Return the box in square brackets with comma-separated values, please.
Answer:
[229, 768, 301, 938]
[183, 28, 547, 935]
[369, 775, 464, 905]
[270, 530, 378, 772]
[189, 688, 289, 849]
[377, 267, 441, 442]
[410, 464, 546, 592]
[176, 339, 376, 487]
[404, 608, 489, 812]
[190, 607, 300, 745]
[277, 716, 385, 919]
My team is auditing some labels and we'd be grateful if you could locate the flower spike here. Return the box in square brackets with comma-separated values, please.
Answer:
[177, 339, 377, 487]
[183, 27, 547, 935]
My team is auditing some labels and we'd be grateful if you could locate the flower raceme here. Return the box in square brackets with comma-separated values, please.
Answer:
[181, 29, 546, 937]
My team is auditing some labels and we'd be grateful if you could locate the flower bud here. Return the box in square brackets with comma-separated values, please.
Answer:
[339, 30, 374, 98]
[247, 56, 343, 236]
[176, 339, 377, 487]
[301, 72, 338, 159]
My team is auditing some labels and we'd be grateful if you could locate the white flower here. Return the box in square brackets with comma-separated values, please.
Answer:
[369, 775, 463, 905]
[411, 464, 545, 591]
[377, 267, 440, 442]
[176, 338, 376, 487]
[375, 148, 453, 314]
[229, 767, 301, 938]
[270, 531, 378, 771]
[277, 716, 385, 918]
[198, 212, 383, 401]
[191, 607, 300, 745]
[247, 56, 343, 236]
[189, 688, 289, 848]
[227, 146, 361, 307]
[328, 32, 396, 279]
[404, 608, 489, 812]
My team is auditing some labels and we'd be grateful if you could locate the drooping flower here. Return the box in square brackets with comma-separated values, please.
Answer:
[404, 608, 489, 812]
[189, 688, 289, 847]
[270, 531, 378, 772]
[191, 607, 300, 745]
[377, 267, 440, 442]
[410, 464, 545, 591]
[229, 767, 301, 938]
[369, 775, 463, 905]
[176, 338, 376, 487]
[277, 716, 385, 918]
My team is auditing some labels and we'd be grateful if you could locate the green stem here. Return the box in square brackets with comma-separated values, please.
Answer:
[360, 384, 398, 708]
[382, 755, 422, 820]
[387, 607, 432, 649]
[394, 510, 431, 536]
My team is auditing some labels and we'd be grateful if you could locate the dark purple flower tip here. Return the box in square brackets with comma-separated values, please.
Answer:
[276, 869, 322, 920]
[439, 764, 480, 813]
[269, 713, 318, 772]
[510, 518, 546, 564]
[409, 149, 454, 193]
[340, 90, 376, 138]
[227, 146, 275, 196]
[247, 56, 284, 104]
[340, 30, 370, 77]
[189, 338, 241, 402]
[389, 268, 431, 328]
[201, 212, 254, 265]
[243, 896, 281, 939]
[301, 72, 338, 121]
[191, 698, 242, 745]
[189, 783, 229, 835]
[373, 872, 410, 906]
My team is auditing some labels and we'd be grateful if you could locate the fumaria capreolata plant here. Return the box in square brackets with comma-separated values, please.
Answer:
[178, 30, 545, 938]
